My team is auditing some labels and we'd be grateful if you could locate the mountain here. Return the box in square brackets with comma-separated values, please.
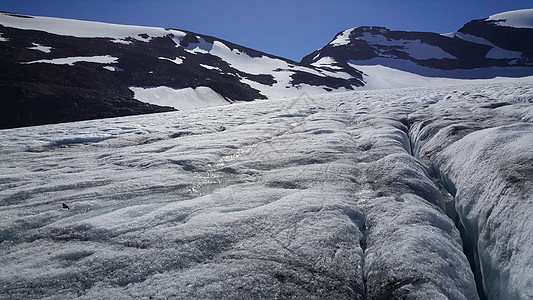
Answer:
[1, 10, 533, 129]
[0, 12, 362, 129]
[452, 9, 533, 59]
[1, 9, 533, 300]
[303, 9, 533, 88]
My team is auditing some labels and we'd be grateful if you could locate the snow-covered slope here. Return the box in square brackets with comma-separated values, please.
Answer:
[487, 9, 533, 29]
[1, 80, 532, 299]
[0, 12, 362, 129]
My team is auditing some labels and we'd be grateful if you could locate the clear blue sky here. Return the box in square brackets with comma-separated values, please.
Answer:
[1, 0, 531, 62]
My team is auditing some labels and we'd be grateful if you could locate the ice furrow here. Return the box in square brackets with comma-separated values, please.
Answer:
[352, 109, 478, 299]
[408, 95, 533, 300]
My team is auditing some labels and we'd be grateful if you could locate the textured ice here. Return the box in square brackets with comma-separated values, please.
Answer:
[1, 80, 532, 299]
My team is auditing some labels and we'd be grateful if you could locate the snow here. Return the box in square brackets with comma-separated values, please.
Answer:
[487, 9, 533, 29]
[184, 36, 213, 54]
[329, 28, 353, 47]
[28, 43, 52, 53]
[129, 86, 230, 110]
[203, 40, 352, 99]
[22, 55, 119, 66]
[0, 12, 186, 44]
[360, 32, 457, 60]
[0, 32, 8, 41]
[200, 64, 222, 72]
[103, 66, 123, 72]
[486, 47, 522, 60]
[1, 80, 532, 299]
[158, 56, 184, 65]
[349, 58, 533, 89]
[450, 32, 493, 46]
[209, 41, 283, 75]
[448, 32, 523, 59]
[311, 56, 342, 69]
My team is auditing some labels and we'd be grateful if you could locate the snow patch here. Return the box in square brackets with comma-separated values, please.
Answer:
[486, 47, 522, 60]
[311, 57, 342, 69]
[360, 32, 456, 60]
[330, 28, 353, 47]
[487, 9, 533, 29]
[184, 36, 213, 54]
[111, 39, 132, 45]
[28, 43, 52, 53]
[103, 65, 123, 72]
[450, 32, 523, 59]
[450, 32, 493, 46]
[129, 86, 230, 110]
[0, 32, 8, 41]
[22, 55, 118, 66]
[200, 64, 222, 72]
[159, 56, 184, 65]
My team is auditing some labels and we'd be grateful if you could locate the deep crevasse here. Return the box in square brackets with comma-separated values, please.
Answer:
[408, 95, 533, 300]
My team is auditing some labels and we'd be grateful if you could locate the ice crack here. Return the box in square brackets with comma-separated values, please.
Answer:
[407, 122, 487, 300]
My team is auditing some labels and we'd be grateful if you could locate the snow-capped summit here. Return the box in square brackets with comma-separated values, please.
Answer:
[303, 26, 483, 69]
[453, 9, 533, 62]
[302, 10, 533, 89]
[487, 8, 533, 29]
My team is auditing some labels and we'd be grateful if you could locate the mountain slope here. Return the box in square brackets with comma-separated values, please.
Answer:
[450, 9, 533, 62]
[303, 9, 533, 88]
[2, 10, 533, 129]
[0, 12, 363, 129]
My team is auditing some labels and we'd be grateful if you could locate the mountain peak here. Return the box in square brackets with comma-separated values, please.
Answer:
[487, 8, 533, 29]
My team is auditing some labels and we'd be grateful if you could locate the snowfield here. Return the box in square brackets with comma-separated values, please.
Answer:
[1, 80, 532, 299]
[0, 12, 187, 44]
[22, 55, 119, 66]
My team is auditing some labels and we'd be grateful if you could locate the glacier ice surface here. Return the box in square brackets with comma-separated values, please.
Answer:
[1, 80, 532, 299]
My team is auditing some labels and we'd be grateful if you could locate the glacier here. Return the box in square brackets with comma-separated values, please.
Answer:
[1, 80, 532, 299]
